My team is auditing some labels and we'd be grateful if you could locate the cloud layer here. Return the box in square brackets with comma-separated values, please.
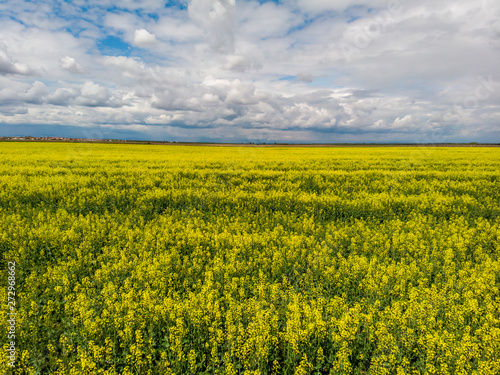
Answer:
[0, 0, 499, 142]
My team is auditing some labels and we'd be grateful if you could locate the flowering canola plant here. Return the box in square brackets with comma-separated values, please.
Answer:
[0, 143, 499, 374]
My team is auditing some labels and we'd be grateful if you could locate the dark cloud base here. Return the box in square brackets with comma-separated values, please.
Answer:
[1, 123, 498, 144]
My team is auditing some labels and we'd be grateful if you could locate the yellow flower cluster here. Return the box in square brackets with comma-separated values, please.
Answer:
[0, 143, 499, 374]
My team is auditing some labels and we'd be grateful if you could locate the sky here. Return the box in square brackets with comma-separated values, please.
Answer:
[0, 0, 499, 143]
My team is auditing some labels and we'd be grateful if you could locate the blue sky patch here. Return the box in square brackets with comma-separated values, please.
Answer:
[278, 76, 296, 81]
[97, 35, 132, 56]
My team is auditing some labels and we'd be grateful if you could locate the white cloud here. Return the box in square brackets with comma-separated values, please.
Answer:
[225, 79, 257, 105]
[105, 12, 139, 33]
[392, 114, 413, 129]
[223, 55, 262, 72]
[133, 29, 157, 47]
[189, 0, 235, 53]
[293, 0, 392, 13]
[152, 17, 202, 42]
[48, 87, 80, 105]
[101, 56, 149, 79]
[297, 73, 314, 83]
[23, 81, 48, 104]
[60, 56, 84, 73]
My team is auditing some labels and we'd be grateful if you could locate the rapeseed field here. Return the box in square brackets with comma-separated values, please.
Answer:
[1, 143, 499, 374]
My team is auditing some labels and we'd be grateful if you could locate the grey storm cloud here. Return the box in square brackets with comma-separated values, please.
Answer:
[0, 44, 31, 75]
